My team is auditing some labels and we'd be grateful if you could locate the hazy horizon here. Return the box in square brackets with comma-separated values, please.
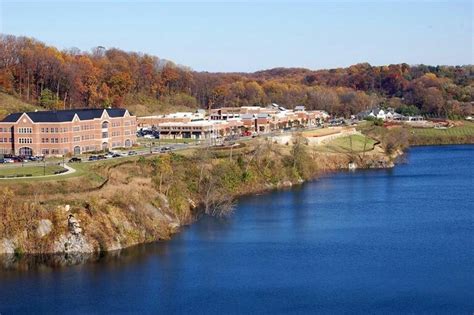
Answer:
[1, 1, 472, 72]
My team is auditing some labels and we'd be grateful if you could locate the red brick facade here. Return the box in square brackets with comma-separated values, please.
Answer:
[0, 109, 137, 156]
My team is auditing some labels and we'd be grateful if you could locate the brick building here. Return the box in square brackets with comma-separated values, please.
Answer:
[0, 108, 137, 156]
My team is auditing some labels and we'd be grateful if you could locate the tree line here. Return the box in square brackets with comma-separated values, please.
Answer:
[0, 34, 472, 117]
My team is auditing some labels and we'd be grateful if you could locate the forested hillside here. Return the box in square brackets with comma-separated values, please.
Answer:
[0, 34, 472, 117]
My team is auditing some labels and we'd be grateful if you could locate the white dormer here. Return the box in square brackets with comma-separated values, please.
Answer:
[18, 113, 34, 124]
[101, 109, 110, 120]
[72, 113, 80, 122]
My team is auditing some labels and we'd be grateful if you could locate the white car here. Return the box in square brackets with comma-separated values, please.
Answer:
[144, 134, 155, 139]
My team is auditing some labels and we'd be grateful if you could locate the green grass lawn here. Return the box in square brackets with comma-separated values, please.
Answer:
[0, 165, 66, 177]
[408, 121, 474, 145]
[409, 122, 474, 137]
[315, 134, 377, 153]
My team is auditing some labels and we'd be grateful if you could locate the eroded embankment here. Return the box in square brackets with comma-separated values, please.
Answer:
[0, 140, 397, 256]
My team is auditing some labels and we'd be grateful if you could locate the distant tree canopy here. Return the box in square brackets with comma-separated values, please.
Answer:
[0, 34, 472, 117]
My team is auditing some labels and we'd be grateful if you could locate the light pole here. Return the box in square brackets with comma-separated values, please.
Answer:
[158, 126, 161, 148]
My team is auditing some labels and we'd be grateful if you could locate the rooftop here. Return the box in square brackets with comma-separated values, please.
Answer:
[1, 108, 130, 123]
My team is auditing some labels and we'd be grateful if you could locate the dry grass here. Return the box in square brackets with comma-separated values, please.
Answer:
[1, 136, 394, 254]
[314, 135, 377, 153]
[302, 127, 345, 137]
[0, 92, 42, 119]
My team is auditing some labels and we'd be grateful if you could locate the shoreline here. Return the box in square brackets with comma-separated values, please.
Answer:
[0, 140, 399, 258]
[0, 140, 472, 259]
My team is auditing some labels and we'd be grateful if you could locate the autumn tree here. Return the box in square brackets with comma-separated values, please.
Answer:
[0, 34, 472, 117]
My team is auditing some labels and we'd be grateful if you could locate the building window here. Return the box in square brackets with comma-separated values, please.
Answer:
[73, 126, 80, 132]
[102, 121, 109, 129]
[18, 127, 32, 134]
[102, 132, 108, 139]
[73, 136, 80, 142]
[18, 138, 32, 144]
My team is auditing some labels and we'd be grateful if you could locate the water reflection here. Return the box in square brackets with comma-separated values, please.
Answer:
[0, 241, 171, 272]
[0, 252, 98, 271]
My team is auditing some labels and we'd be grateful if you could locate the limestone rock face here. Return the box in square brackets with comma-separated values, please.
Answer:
[281, 180, 293, 187]
[53, 234, 94, 253]
[0, 239, 16, 254]
[37, 219, 53, 238]
[68, 214, 83, 235]
[52, 214, 94, 253]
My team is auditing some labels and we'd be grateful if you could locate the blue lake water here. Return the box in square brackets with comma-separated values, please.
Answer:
[0, 145, 473, 314]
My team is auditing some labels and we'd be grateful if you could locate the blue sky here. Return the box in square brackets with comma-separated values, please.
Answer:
[0, 1, 472, 72]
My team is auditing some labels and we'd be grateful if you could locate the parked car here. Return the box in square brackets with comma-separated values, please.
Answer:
[112, 153, 121, 158]
[128, 150, 137, 156]
[12, 156, 24, 163]
[97, 155, 106, 160]
[69, 157, 82, 163]
[160, 146, 172, 153]
[143, 134, 155, 139]
[88, 155, 99, 161]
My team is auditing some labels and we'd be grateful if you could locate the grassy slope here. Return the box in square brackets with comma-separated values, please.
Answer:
[409, 122, 474, 137]
[357, 120, 474, 146]
[408, 121, 474, 145]
[0, 92, 43, 119]
[125, 94, 195, 116]
[0, 92, 194, 118]
[315, 135, 377, 153]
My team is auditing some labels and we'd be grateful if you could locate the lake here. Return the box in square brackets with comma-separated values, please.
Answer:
[0, 145, 473, 314]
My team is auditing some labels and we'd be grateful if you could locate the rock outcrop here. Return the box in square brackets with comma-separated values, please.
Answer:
[52, 214, 94, 253]
[0, 238, 16, 254]
[36, 219, 53, 238]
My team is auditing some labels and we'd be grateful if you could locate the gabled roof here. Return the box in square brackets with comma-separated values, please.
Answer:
[0, 108, 129, 123]
[1, 112, 22, 122]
